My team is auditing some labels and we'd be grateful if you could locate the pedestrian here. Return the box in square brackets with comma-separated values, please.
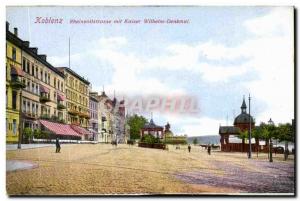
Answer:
[207, 144, 211, 155]
[56, 137, 61, 153]
[188, 144, 191, 153]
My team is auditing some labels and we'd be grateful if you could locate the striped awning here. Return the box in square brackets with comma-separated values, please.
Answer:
[39, 120, 81, 137]
[70, 125, 92, 136]
[10, 65, 24, 77]
[40, 85, 50, 93]
[57, 93, 65, 101]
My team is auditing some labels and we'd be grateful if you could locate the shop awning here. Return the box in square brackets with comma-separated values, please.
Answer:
[10, 65, 24, 77]
[40, 85, 50, 93]
[70, 125, 92, 136]
[39, 120, 81, 137]
[57, 93, 65, 101]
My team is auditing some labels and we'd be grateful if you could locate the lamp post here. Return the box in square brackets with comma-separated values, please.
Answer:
[248, 94, 252, 159]
[268, 118, 274, 162]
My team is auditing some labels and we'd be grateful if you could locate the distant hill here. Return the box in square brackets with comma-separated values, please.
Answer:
[187, 135, 220, 145]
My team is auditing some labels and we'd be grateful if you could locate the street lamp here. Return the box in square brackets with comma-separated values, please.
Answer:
[248, 94, 252, 159]
[268, 118, 274, 162]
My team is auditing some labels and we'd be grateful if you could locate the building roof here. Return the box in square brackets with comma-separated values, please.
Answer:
[57, 67, 90, 85]
[241, 98, 247, 110]
[143, 119, 163, 129]
[219, 126, 241, 135]
[6, 29, 65, 78]
[234, 113, 255, 125]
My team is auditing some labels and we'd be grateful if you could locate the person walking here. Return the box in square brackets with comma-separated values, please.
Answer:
[56, 137, 61, 153]
[207, 144, 211, 155]
[188, 144, 191, 153]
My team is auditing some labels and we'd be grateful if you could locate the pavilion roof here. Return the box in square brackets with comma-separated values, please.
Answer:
[219, 126, 241, 135]
[143, 119, 163, 129]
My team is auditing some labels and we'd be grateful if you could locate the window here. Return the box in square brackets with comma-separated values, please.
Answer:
[61, 83, 63, 91]
[36, 85, 38, 94]
[27, 80, 30, 91]
[6, 89, 8, 108]
[32, 64, 35, 76]
[32, 83, 35, 93]
[12, 47, 16, 61]
[48, 74, 50, 84]
[27, 102, 30, 113]
[36, 67, 38, 78]
[26, 61, 30, 73]
[22, 58, 26, 71]
[6, 118, 8, 133]
[23, 100, 26, 112]
[36, 104, 38, 115]
[12, 119, 17, 135]
[40, 70, 43, 81]
[44, 72, 47, 83]
[12, 91, 17, 109]
[57, 80, 60, 90]
[32, 103, 35, 114]
[54, 78, 56, 88]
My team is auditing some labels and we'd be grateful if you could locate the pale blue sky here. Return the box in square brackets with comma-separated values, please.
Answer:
[6, 6, 294, 136]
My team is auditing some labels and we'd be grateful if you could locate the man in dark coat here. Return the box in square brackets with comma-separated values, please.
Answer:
[207, 144, 211, 155]
[188, 144, 191, 153]
[56, 137, 61, 153]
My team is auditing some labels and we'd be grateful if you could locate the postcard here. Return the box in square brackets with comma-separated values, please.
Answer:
[5, 6, 295, 196]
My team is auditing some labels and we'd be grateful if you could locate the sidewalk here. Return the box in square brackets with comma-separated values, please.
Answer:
[6, 160, 38, 172]
[6, 144, 55, 151]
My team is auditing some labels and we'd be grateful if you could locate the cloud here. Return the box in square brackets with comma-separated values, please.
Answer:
[47, 53, 82, 66]
[47, 7, 294, 136]
[97, 36, 128, 49]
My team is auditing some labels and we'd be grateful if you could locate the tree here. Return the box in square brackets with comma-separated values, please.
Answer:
[33, 128, 42, 139]
[193, 138, 198, 145]
[23, 127, 33, 143]
[252, 127, 263, 157]
[127, 114, 148, 140]
[277, 123, 294, 160]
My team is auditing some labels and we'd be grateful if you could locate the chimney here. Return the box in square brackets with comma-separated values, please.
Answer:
[13, 27, 18, 37]
[6, 22, 9, 32]
[30, 47, 38, 54]
[23, 41, 30, 47]
[39, 54, 47, 61]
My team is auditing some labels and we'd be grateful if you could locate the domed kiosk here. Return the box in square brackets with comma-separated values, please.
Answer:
[219, 97, 256, 152]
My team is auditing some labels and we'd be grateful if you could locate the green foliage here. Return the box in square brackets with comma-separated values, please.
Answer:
[33, 128, 42, 138]
[23, 127, 33, 140]
[128, 114, 148, 139]
[165, 139, 187, 145]
[40, 130, 51, 139]
[141, 134, 160, 144]
[193, 138, 198, 145]
[277, 123, 294, 143]
[238, 130, 248, 140]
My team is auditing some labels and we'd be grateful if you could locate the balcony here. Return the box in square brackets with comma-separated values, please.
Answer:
[10, 77, 26, 89]
[57, 103, 66, 110]
[22, 112, 37, 119]
[40, 95, 50, 103]
[78, 112, 90, 119]
[68, 109, 79, 116]
[40, 114, 50, 120]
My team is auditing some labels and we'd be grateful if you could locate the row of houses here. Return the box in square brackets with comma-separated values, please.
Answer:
[6, 22, 129, 144]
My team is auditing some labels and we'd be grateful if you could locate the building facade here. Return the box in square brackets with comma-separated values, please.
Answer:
[21, 44, 66, 131]
[89, 92, 99, 141]
[97, 91, 112, 143]
[6, 23, 25, 143]
[57, 67, 90, 129]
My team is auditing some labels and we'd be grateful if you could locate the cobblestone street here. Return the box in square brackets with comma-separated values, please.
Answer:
[6, 144, 295, 195]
